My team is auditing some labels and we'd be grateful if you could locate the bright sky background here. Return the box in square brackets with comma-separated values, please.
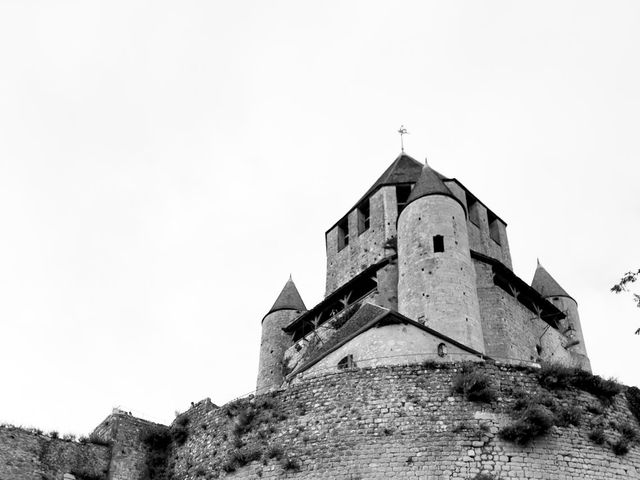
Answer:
[1, 1, 639, 436]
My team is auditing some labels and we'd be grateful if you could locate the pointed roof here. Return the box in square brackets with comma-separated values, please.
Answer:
[287, 303, 488, 379]
[404, 163, 466, 215]
[265, 277, 307, 318]
[531, 261, 573, 300]
[326, 153, 449, 234]
[370, 153, 425, 188]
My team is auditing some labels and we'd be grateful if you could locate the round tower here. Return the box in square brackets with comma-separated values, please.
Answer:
[257, 277, 306, 394]
[532, 261, 591, 372]
[397, 163, 485, 353]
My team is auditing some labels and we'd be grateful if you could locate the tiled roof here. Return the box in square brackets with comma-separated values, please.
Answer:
[289, 303, 487, 378]
[265, 277, 307, 318]
[405, 163, 464, 213]
[531, 261, 572, 300]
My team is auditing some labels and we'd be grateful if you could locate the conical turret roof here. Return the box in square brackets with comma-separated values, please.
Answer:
[403, 162, 465, 214]
[531, 261, 572, 299]
[265, 277, 307, 317]
[406, 163, 452, 202]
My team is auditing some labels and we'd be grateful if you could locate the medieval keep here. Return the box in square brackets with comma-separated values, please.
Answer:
[5, 149, 640, 480]
[257, 153, 591, 393]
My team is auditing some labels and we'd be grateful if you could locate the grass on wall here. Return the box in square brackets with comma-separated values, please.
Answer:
[538, 363, 622, 401]
[451, 364, 497, 403]
[217, 393, 295, 476]
[497, 363, 637, 455]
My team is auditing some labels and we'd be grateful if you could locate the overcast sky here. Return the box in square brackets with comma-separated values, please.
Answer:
[1, 1, 639, 436]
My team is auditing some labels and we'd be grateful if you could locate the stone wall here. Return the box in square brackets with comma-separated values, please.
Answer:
[296, 323, 478, 380]
[92, 410, 168, 480]
[168, 363, 640, 479]
[398, 194, 484, 353]
[475, 261, 577, 367]
[0, 426, 110, 480]
[444, 180, 512, 270]
[325, 186, 398, 296]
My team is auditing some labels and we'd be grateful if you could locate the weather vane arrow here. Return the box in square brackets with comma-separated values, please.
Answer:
[398, 125, 409, 152]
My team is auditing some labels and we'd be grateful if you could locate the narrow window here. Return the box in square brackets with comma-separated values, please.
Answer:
[337, 217, 349, 251]
[337, 354, 356, 370]
[535, 344, 542, 356]
[466, 192, 481, 227]
[437, 343, 447, 357]
[357, 198, 370, 235]
[396, 184, 413, 214]
[488, 211, 501, 244]
[433, 235, 444, 253]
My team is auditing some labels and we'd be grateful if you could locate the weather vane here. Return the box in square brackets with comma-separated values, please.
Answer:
[398, 125, 409, 152]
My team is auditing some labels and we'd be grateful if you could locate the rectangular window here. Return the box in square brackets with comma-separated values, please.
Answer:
[357, 198, 370, 235]
[337, 217, 349, 251]
[466, 192, 481, 227]
[396, 184, 413, 215]
[488, 211, 501, 244]
[433, 235, 444, 253]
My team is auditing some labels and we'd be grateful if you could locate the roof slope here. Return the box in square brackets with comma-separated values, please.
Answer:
[531, 262, 573, 300]
[404, 163, 466, 215]
[289, 303, 487, 378]
[327, 153, 450, 234]
[265, 277, 307, 318]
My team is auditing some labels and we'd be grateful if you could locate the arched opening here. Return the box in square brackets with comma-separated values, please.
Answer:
[337, 354, 356, 370]
[437, 343, 447, 357]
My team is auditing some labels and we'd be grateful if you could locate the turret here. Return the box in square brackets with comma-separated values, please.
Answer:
[532, 261, 590, 371]
[257, 277, 306, 394]
[397, 162, 485, 353]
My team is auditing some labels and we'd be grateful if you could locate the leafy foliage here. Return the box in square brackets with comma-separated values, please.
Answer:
[610, 268, 640, 334]
[588, 427, 606, 445]
[499, 405, 555, 445]
[141, 426, 172, 480]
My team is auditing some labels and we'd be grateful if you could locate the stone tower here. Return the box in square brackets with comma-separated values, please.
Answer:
[397, 163, 485, 353]
[532, 261, 591, 371]
[257, 277, 306, 393]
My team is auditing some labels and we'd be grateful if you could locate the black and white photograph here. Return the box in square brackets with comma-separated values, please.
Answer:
[0, 2, 639, 478]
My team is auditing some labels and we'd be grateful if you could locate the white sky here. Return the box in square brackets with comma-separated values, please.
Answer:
[0, 1, 638, 436]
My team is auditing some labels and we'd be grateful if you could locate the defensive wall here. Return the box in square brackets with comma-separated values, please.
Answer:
[169, 362, 640, 480]
[0, 426, 110, 480]
[2, 363, 639, 480]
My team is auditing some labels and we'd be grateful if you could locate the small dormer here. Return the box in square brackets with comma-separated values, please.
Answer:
[324, 154, 423, 296]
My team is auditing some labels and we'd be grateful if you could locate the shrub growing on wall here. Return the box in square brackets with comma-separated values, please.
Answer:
[452, 364, 497, 403]
[538, 363, 622, 401]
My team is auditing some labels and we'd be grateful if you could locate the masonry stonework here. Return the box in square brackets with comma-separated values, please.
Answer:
[0, 427, 110, 480]
[169, 363, 640, 479]
[398, 195, 484, 353]
[2, 151, 625, 479]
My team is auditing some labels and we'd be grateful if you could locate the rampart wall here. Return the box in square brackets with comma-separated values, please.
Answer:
[169, 363, 640, 479]
[0, 426, 110, 480]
